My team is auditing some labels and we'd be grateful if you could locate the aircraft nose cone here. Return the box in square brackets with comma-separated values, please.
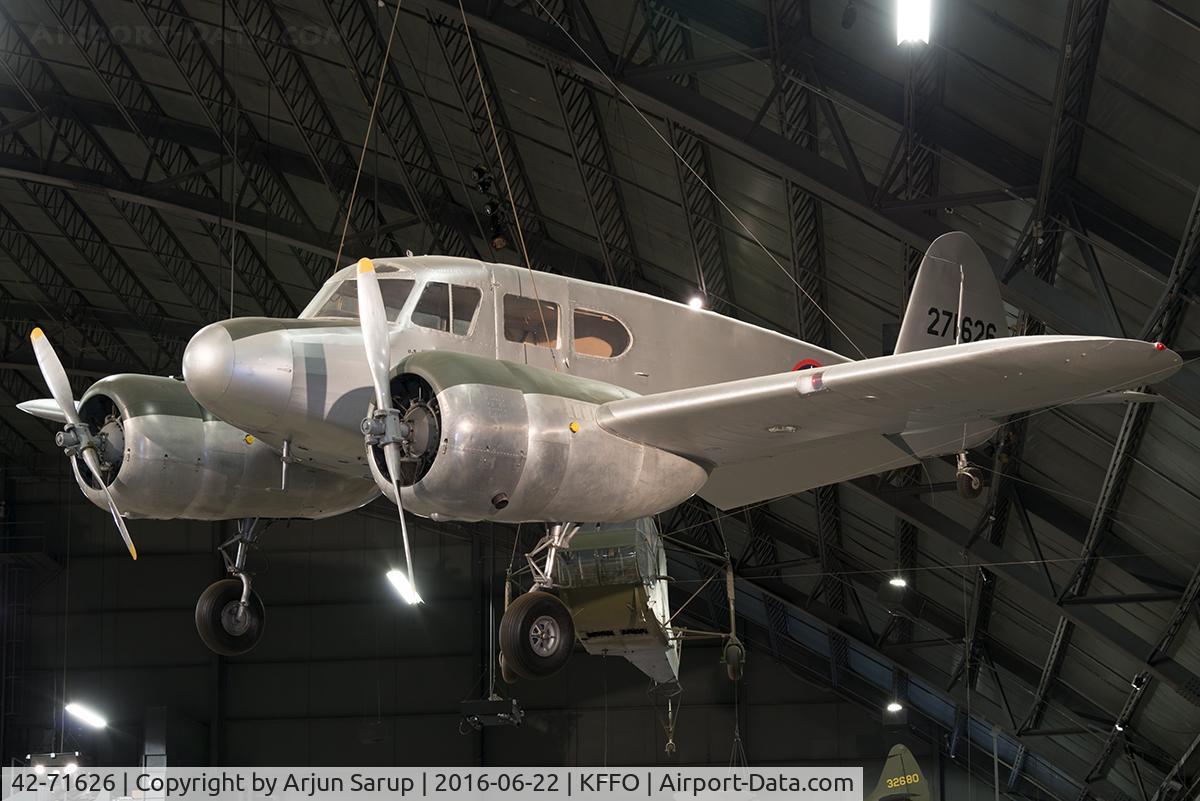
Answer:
[183, 322, 235, 406]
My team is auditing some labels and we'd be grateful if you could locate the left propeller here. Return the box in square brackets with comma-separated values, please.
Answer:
[29, 328, 137, 560]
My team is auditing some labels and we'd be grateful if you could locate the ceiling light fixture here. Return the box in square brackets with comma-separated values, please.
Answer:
[65, 702, 107, 729]
[897, 0, 931, 44]
[886, 700, 904, 713]
[387, 569, 423, 605]
[889, 576, 908, 588]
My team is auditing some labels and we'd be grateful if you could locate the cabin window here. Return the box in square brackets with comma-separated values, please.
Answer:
[316, 278, 414, 320]
[503, 294, 559, 348]
[412, 283, 482, 335]
[573, 309, 631, 358]
[452, 286, 482, 335]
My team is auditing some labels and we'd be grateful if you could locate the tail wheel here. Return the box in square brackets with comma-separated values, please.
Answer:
[195, 579, 266, 656]
[724, 639, 745, 682]
[956, 466, 984, 499]
[499, 591, 574, 679]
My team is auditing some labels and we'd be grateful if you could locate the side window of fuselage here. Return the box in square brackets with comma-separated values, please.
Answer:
[573, 308, 631, 358]
[503, 294, 559, 348]
[412, 282, 482, 335]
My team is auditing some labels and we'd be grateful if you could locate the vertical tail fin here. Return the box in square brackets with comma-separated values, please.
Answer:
[895, 232, 1007, 354]
[866, 744, 932, 801]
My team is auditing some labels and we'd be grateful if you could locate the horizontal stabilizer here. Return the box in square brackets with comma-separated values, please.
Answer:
[1069, 390, 1160, 405]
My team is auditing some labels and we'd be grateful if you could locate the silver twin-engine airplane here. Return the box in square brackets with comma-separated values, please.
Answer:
[18, 232, 1182, 685]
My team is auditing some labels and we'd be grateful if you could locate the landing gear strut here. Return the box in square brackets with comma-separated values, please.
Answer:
[956, 452, 984, 499]
[498, 524, 577, 681]
[195, 518, 269, 656]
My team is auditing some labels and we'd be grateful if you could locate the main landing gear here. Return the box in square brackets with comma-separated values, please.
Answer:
[499, 590, 575, 680]
[196, 518, 269, 656]
[498, 523, 577, 682]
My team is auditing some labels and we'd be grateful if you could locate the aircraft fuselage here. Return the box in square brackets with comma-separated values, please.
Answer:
[182, 256, 845, 478]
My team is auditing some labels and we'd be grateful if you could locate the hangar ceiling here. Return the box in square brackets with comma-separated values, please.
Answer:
[1, 1, 1199, 799]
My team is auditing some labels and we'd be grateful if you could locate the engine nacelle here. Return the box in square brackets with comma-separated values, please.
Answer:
[74, 374, 377, 520]
[367, 352, 708, 523]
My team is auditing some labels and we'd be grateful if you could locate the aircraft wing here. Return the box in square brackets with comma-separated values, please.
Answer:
[595, 336, 1181, 509]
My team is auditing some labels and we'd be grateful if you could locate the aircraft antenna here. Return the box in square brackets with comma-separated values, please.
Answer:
[528, 0, 870, 361]
[955, 263, 966, 345]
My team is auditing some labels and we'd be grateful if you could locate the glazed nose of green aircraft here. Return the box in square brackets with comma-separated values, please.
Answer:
[182, 319, 294, 431]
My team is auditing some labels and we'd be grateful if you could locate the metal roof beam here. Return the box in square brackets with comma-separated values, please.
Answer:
[428, 11, 553, 270]
[1062, 184, 1200, 601]
[222, 0, 410, 265]
[668, 533, 1097, 801]
[768, 0, 850, 633]
[397, 0, 1200, 424]
[550, 67, 643, 288]
[0, 205, 147, 373]
[650, 0, 1178, 280]
[846, 476, 1200, 710]
[1014, 0, 1110, 286]
[0, 9, 227, 325]
[132, 0, 332, 293]
[41, 0, 299, 317]
[753, 508, 1115, 735]
[644, 2, 737, 315]
[322, 0, 477, 259]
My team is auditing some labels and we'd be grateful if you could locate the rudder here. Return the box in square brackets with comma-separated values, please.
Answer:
[896, 231, 1007, 354]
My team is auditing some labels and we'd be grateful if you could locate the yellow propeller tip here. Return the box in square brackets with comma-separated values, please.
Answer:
[129, 546, 138, 560]
[30, 327, 43, 341]
[357, 257, 375, 273]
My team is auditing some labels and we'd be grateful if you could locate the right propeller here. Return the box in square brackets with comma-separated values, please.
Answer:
[355, 258, 421, 604]
[29, 328, 137, 560]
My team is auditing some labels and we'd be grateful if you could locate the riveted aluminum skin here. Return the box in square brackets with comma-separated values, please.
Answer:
[74, 374, 378, 520]
[367, 353, 708, 522]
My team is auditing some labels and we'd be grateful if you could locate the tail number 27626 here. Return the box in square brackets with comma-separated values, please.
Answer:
[926, 307, 998, 342]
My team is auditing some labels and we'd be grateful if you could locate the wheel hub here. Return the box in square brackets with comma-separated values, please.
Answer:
[528, 614, 560, 657]
[220, 599, 251, 636]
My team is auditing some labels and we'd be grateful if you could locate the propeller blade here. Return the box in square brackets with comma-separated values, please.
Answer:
[355, 258, 394, 412]
[354, 258, 419, 602]
[29, 328, 82, 426]
[34, 328, 137, 561]
[383, 443, 420, 604]
[17, 398, 74, 423]
[75, 452, 137, 561]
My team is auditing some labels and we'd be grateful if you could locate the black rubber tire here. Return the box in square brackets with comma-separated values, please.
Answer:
[957, 468, 983, 499]
[499, 591, 574, 679]
[195, 578, 266, 656]
[724, 640, 745, 682]
[499, 652, 519, 685]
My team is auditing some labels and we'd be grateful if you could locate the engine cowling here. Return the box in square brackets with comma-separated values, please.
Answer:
[367, 352, 708, 523]
[74, 374, 377, 520]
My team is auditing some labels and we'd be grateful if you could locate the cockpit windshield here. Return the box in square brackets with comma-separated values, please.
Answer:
[314, 278, 415, 320]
